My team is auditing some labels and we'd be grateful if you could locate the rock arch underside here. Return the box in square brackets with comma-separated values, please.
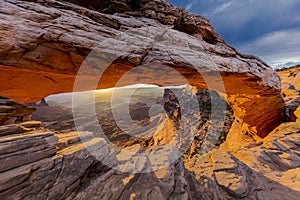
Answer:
[0, 0, 285, 138]
[1, 0, 300, 200]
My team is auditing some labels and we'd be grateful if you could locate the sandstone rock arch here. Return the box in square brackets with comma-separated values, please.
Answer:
[0, 0, 285, 139]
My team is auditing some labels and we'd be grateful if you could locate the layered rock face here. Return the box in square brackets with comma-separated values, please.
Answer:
[0, 98, 299, 200]
[0, 0, 284, 138]
[0, 96, 35, 125]
[277, 66, 300, 122]
[1, 0, 299, 200]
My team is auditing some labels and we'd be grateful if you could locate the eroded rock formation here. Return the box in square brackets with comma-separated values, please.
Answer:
[277, 66, 300, 122]
[0, 98, 299, 200]
[0, 96, 36, 125]
[0, 0, 285, 138]
[1, 0, 299, 200]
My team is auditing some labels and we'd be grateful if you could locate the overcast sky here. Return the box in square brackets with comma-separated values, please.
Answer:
[168, 0, 300, 69]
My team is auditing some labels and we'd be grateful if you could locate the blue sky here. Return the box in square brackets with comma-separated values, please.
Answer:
[168, 0, 300, 68]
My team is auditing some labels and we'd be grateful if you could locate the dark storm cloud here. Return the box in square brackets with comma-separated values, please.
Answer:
[238, 28, 300, 68]
[168, 0, 300, 68]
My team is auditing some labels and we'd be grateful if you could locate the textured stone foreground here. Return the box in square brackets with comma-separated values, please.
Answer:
[0, 97, 300, 200]
[0, 0, 284, 138]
